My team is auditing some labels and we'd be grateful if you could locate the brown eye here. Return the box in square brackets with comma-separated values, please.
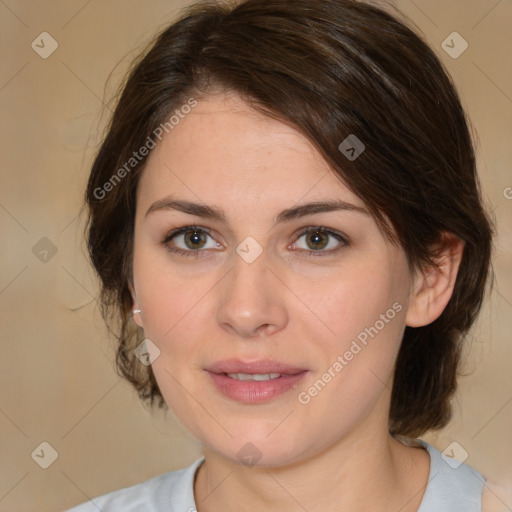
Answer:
[293, 227, 348, 255]
[305, 230, 329, 250]
[184, 230, 208, 249]
[162, 226, 222, 255]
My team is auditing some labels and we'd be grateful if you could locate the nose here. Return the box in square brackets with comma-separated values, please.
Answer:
[215, 249, 289, 339]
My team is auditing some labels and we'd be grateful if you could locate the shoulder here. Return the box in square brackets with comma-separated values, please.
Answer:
[65, 457, 204, 512]
[418, 441, 485, 512]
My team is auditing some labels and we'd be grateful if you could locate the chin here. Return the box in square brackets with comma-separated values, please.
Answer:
[195, 421, 318, 468]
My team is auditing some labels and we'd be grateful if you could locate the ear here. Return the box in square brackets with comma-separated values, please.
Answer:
[128, 279, 143, 328]
[406, 232, 464, 328]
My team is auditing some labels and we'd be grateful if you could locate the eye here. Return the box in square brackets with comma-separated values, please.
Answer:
[161, 226, 222, 256]
[161, 225, 348, 258]
[291, 226, 348, 255]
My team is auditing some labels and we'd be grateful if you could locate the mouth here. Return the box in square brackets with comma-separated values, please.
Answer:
[225, 372, 282, 381]
[205, 359, 308, 403]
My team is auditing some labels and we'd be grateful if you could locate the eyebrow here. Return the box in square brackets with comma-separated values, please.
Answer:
[144, 197, 369, 224]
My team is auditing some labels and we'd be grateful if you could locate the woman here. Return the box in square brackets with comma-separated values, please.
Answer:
[68, 0, 494, 510]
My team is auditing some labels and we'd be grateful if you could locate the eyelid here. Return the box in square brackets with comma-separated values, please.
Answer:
[161, 225, 216, 244]
[293, 225, 348, 243]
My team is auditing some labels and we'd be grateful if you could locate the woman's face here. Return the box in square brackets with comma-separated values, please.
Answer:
[131, 92, 415, 466]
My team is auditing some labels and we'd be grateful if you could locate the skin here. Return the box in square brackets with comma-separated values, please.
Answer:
[129, 91, 464, 512]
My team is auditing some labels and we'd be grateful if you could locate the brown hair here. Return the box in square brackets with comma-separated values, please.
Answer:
[85, 0, 494, 437]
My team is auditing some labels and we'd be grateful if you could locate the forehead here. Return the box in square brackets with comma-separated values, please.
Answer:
[137, 92, 365, 213]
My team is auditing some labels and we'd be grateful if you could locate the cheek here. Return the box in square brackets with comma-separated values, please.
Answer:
[137, 275, 212, 435]
[293, 255, 407, 349]
[132, 244, 217, 340]
[294, 282, 407, 443]
[292, 254, 408, 404]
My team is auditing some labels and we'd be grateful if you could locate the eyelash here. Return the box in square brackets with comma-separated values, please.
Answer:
[160, 225, 349, 258]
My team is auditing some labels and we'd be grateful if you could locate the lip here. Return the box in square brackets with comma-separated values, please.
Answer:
[205, 359, 308, 404]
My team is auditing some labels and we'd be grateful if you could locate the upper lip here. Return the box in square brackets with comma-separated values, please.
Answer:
[206, 359, 307, 375]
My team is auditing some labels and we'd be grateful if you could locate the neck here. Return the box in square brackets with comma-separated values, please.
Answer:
[193, 418, 429, 512]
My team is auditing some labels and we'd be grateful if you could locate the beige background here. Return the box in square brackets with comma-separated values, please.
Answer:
[0, 0, 510, 510]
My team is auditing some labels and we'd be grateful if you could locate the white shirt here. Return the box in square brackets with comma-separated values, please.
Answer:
[66, 441, 484, 511]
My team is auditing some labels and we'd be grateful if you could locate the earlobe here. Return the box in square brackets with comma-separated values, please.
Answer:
[406, 233, 464, 328]
[132, 308, 143, 328]
[128, 280, 143, 328]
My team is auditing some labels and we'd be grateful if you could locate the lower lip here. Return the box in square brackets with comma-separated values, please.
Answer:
[207, 371, 308, 404]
